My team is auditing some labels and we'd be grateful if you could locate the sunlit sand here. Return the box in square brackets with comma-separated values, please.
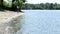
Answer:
[0, 10, 24, 23]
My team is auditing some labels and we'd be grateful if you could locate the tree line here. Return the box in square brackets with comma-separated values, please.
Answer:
[0, 0, 60, 11]
[22, 3, 60, 10]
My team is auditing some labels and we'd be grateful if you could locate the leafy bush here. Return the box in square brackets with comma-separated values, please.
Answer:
[3, 0, 12, 7]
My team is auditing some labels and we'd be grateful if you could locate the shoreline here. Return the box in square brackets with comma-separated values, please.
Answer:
[0, 11, 24, 23]
[3, 13, 24, 23]
[0, 11, 24, 34]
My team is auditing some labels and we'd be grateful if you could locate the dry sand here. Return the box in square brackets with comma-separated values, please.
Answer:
[0, 10, 24, 23]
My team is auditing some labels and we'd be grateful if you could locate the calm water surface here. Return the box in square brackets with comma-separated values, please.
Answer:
[16, 10, 60, 34]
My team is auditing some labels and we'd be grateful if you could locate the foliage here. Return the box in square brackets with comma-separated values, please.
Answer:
[0, 0, 26, 11]
[3, 0, 12, 7]
[22, 3, 60, 10]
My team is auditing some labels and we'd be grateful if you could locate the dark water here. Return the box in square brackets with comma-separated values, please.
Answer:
[16, 10, 60, 34]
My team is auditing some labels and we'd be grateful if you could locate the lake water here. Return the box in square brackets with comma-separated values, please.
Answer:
[16, 10, 60, 34]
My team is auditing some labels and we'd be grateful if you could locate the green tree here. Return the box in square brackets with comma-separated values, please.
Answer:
[0, 0, 3, 9]
[12, 0, 26, 11]
[49, 3, 53, 9]
[0, 0, 26, 11]
[45, 3, 50, 9]
[17, 0, 26, 11]
[40, 3, 44, 9]
[53, 3, 57, 9]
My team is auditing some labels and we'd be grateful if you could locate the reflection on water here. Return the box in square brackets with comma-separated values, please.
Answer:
[0, 15, 24, 34]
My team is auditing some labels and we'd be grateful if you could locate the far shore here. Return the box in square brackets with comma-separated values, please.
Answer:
[0, 10, 24, 23]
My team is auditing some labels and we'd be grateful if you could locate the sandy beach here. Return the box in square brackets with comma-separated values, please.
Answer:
[0, 10, 24, 23]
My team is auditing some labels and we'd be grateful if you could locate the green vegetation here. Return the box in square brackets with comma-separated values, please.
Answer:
[0, 0, 26, 12]
[22, 3, 60, 10]
[0, 0, 60, 11]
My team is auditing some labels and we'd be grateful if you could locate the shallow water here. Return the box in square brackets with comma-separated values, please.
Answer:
[16, 10, 60, 34]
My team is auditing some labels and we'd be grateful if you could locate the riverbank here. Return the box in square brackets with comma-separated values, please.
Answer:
[0, 10, 24, 23]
